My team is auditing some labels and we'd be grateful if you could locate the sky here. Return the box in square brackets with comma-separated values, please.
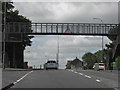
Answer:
[12, 1, 118, 69]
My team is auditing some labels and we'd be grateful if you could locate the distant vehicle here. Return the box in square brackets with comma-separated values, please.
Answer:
[28, 66, 33, 69]
[45, 60, 58, 70]
[93, 63, 105, 70]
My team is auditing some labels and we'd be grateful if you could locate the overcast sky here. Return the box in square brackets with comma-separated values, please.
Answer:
[12, 1, 118, 69]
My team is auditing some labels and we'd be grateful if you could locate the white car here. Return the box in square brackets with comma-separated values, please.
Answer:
[93, 63, 105, 70]
[45, 60, 58, 70]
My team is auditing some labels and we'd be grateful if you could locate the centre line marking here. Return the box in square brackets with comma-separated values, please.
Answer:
[96, 79, 101, 83]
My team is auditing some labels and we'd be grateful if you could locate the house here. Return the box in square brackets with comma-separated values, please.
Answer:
[66, 61, 72, 69]
[66, 57, 83, 69]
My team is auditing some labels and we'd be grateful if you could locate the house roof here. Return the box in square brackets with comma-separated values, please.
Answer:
[70, 57, 82, 65]
[66, 57, 83, 66]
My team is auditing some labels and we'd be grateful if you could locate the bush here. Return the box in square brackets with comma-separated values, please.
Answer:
[115, 56, 120, 70]
[66, 65, 71, 69]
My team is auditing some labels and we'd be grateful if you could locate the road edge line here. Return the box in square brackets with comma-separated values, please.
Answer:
[13, 71, 33, 84]
[1, 83, 14, 90]
[2, 70, 33, 90]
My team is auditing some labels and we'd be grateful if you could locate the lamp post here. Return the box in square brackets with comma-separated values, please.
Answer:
[93, 18, 104, 62]
[56, 35, 59, 64]
[45, 56, 49, 62]
[77, 48, 80, 59]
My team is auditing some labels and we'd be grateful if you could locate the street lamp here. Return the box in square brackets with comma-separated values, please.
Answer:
[93, 18, 104, 62]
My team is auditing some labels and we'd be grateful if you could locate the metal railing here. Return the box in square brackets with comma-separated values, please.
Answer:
[4, 22, 119, 42]
[5, 22, 118, 35]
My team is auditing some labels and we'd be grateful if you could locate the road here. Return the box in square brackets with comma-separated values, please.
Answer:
[4, 69, 117, 89]
[76, 69, 118, 89]
[2, 70, 30, 88]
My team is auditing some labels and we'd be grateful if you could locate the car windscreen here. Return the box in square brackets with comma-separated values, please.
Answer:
[47, 61, 56, 63]
[99, 64, 104, 66]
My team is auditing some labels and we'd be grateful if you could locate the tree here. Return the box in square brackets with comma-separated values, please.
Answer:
[115, 56, 120, 70]
[94, 50, 107, 63]
[82, 52, 98, 69]
[2, 2, 34, 68]
[2, 2, 33, 47]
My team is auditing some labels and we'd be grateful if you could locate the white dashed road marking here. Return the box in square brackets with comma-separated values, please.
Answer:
[96, 79, 101, 83]
[84, 75, 92, 79]
[74, 72, 78, 74]
[79, 73, 84, 75]
[68, 70, 102, 83]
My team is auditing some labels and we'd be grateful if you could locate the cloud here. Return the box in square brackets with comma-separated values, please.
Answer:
[13, 2, 118, 23]
[12, 0, 119, 2]
[24, 35, 111, 69]
[12, 2, 117, 68]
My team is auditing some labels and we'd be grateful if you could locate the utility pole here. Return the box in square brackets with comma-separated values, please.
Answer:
[3, 1, 6, 69]
[45, 56, 49, 62]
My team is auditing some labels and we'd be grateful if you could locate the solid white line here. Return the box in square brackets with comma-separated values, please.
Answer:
[96, 79, 101, 83]
[13, 71, 33, 84]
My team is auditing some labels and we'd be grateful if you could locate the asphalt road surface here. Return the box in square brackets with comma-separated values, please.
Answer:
[2, 70, 30, 88]
[76, 69, 118, 89]
[8, 69, 117, 89]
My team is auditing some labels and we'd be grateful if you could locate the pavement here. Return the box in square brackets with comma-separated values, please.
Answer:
[3, 68, 32, 71]
[0, 68, 2, 90]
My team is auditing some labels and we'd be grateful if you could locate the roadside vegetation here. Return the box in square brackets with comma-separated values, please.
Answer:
[82, 50, 104, 69]
[82, 49, 120, 70]
[2, 2, 34, 68]
[115, 56, 120, 70]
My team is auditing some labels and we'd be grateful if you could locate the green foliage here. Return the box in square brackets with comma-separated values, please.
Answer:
[115, 56, 120, 70]
[94, 50, 107, 63]
[0, 11, 2, 14]
[66, 64, 71, 69]
[2, 2, 34, 68]
[3, 2, 33, 48]
[7, 10, 31, 22]
[94, 50, 103, 62]
[82, 52, 98, 69]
